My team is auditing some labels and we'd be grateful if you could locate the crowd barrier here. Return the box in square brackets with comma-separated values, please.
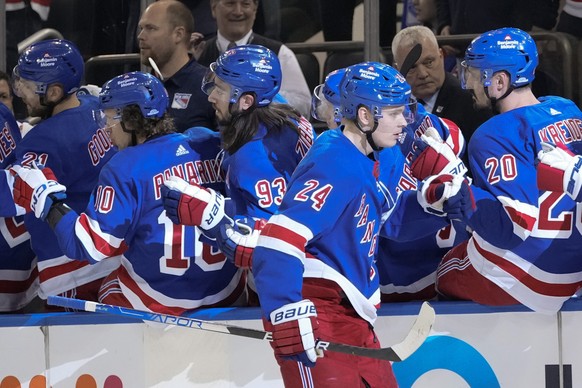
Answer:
[1, 298, 580, 387]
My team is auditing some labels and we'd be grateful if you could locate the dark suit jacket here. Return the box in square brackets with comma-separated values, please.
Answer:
[432, 72, 492, 145]
[431, 72, 493, 175]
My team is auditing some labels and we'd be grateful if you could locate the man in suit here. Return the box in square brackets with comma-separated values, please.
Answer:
[195, 0, 312, 118]
[392, 25, 492, 171]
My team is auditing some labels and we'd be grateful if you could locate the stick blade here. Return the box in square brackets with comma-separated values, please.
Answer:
[398, 43, 422, 77]
[390, 301, 435, 361]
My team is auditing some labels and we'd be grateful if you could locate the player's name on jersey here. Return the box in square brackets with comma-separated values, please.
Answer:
[153, 158, 223, 199]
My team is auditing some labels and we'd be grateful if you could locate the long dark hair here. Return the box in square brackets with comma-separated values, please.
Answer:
[221, 96, 301, 153]
[121, 105, 176, 139]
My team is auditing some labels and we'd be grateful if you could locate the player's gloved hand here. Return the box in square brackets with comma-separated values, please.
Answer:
[161, 176, 229, 233]
[537, 142, 582, 202]
[411, 127, 467, 180]
[418, 174, 475, 221]
[269, 299, 320, 367]
[216, 218, 267, 268]
[10, 164, 67, 220]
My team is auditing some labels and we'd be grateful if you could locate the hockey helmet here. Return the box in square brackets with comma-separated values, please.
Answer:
[13, 39, 84, 96]
[340, 62, 413, 121]
[202, 44, 281, 106]
[99, 71, 168, 119]
[311, 68, 346, 124]
[463, 27, 538, 88]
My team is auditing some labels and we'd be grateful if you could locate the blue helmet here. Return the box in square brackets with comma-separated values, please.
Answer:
[202, 44, 282, 106]
[99, 71, 168, 118]
[311, 68, 346, 124]
[464, 27, 538, 88]
[13, 39, 84, 96]
[340, 62, 412, 121]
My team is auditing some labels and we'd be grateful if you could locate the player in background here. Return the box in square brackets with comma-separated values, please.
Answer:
[12, 71, 246, 315]
[436, 27, 582, 313]
[7, 39, 118, 307]
[311, 66, 471, 302]
[0, 101, 38, 312]
[250, 62, 474, 387]
[161, 44, 315, 282]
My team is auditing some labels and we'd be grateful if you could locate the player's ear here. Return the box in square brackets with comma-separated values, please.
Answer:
[357, 106, 371, 127]
[238, 93, 255, 111]
[46, 84, 65, 103]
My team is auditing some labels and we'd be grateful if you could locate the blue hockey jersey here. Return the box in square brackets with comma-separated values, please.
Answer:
[220, 116, 315, 220]
[464, 95, 582, 313]
[0, 103, 37, 311]
[377, 110, 471, 300]
[0, 95, 118, 298]
[253, 128, 445, 324]
[53, 130, 244, 315]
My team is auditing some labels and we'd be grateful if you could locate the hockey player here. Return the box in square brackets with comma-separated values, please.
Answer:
[0, 101, 38, 312]
[311, 67, 471, 302]
[7, 39, 118, 306]
[12, 71, 246, 315]
[250, 62, 474, 387]
[161, 45, 315, 273]
[436, 27, 582, 313]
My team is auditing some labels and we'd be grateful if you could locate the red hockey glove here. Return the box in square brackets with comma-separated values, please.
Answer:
[11, 164, 67, 220]
[269, 299, 320, 368]
[161, 176, 229, 233]
[411, 127, 467, 180]
[537, 142, 582, 202]
[216, 218, 267, 268]
[418, 174, 475, 222]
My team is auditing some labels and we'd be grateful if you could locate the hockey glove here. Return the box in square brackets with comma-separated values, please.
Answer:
[161, 176, 229, 234]
[269, 299, 320, 367]
[537, 142, 582, 202]
[411, 127, 467, 180]
[11, 164, 67, 220]
[418, 174, 475, 222]
[216, 218, 267, 268]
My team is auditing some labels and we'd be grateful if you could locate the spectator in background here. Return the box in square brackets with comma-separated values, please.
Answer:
[196, 0, 312, 118]
[413, 0, 438, 33]
[392, 26, 492, 167]
[557, 0, 582, 39]
[138, 0, 216, 132]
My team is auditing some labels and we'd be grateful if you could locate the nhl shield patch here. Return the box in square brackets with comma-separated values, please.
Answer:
[171, 93, 192, 109]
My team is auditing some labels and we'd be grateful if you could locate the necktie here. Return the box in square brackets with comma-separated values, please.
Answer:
[227, 41, 236, 50]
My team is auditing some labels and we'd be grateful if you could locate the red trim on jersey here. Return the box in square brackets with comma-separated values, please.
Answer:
[0, 266, 38, 293]
[474, 239, 581, 297]
[39, 259, 92, 282]
[79, 213, 128, 257]
[262, 223, 307, 250]
[503, 205, 537, 232]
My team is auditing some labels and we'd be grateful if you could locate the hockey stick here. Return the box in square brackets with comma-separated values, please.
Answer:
[398, 43, 422, 77]
[47, 296, 435, 362]
[148, 57, 164, 81]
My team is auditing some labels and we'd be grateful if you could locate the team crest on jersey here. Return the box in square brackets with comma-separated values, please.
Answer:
[171, 93, 192, 109]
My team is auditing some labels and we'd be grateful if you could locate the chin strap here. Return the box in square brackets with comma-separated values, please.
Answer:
[486, 85, 514, 109]
[120, 122, 138, 146]
[356, 119, 383, 152]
